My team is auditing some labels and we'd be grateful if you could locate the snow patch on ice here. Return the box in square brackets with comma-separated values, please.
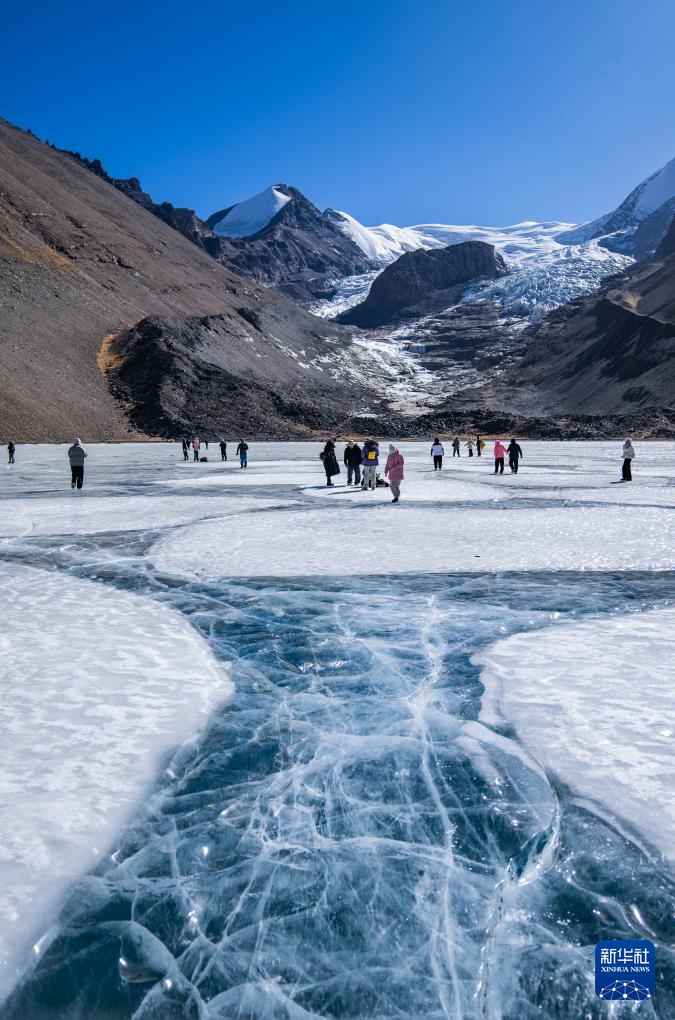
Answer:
[152, 504, 675, 579]
[475, 608, 675, 860]
[0, 564, 232, 1002]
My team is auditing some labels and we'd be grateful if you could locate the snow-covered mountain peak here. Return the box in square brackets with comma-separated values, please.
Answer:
[555, 155, 675, 249]
[209, 183, 292, 238]
[632, 155, 675, 216]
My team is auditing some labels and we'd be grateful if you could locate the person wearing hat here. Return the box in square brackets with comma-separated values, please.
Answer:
[384, 443, 405, 503]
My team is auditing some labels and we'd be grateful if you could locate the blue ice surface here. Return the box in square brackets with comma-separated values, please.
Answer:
[2, 532, 674, 1019]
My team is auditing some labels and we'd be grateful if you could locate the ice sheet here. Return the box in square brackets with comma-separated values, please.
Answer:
[0, 493, 296, 538]
[475, 608, 675, 860]
[153, 503, 675, 578]
[0, 564, 232, 1002]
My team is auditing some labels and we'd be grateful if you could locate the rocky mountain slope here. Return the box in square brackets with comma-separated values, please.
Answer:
[336, 242, 508, 327]
[61, 161, 374, 305]
[0, 120, 370, 440]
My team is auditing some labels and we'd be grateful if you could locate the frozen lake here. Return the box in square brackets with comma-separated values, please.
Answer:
[1, 441, 674, 1018]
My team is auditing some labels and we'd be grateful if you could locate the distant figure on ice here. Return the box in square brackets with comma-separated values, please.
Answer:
[476, 434, 483, 457]
[361, 438, 379, 489]
[7, 441, 15, 464]
[236, 439, 249, 468]
[67, 438, 87, 489]
[431, 437, 444, 470]
[622, 438, 635, 481]
[205, 440, 209, 450]
[181, 438, 189, 461]
[344, 440, 362, 486]
[493, 439, 506, 475]
[507, 438, 523, 474]
[452, 437, 461, 457]
[192, 436, 201, 462]
[385, 444, 404, 503]
[465, 439, 475, 457]
[219, 439, 228, 461]
[321, 439, 340, 487]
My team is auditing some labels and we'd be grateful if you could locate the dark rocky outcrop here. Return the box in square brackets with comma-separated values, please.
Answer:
[336, 242, 508, 328]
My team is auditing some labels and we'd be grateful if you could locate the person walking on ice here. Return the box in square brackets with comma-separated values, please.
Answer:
[67, 438, 87, 489]
[465, 439, 475, 457]
[181, 438, 189, 461]
[493, 439, 506, 474]
[621, 438, 635, 481]
[507, 438, 523, 473]
[431, 437, 444, 470]
[361, 438, 379, 490]
[236, 439, 249, 468]
[344, 440, 362, 486]
[384, 444, 404, 503]
[192, 436, 201, 462]
[476, 434, 483, 457]
[219, 439, 228, 461]
[452, 437, 461, 457]
[7, 441, 15, 464]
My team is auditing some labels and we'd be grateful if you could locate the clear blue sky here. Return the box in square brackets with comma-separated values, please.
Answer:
[2, 0, 674, 226]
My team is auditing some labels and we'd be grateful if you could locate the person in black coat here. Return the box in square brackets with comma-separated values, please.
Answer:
[343, 440, 362, 485]
[219, 439, 228, 461]
[507, 439, 523, 473]
[321, 439, 340, 487]
[7, 441, 15, 464]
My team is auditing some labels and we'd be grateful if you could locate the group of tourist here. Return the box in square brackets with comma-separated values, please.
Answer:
[3, 437, 639, 493]
[320, 436, 528, 502]
[181, 437, 249, 467]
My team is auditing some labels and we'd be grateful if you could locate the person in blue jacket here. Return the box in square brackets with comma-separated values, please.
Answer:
[361, 438, 379, 490]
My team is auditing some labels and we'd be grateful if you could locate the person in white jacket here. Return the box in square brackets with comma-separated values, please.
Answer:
[622, 439, 635, 481]
[431, 438, 444, 471]
[465, 439, 475, 457]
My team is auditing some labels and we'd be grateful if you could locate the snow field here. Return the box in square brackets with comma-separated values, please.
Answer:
[0, 564, 232, 1003]
[475, 608, 675, 860]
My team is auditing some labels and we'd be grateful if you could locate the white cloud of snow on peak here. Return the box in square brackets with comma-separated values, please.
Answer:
[211, 184, 291, 238]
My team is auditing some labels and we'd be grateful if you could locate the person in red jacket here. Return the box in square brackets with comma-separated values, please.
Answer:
[493, 439, 507, 475]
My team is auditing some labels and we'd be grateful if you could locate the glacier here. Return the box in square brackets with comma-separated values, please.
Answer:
[1, 442, 674, 1018]
[320, 213, 633, 323]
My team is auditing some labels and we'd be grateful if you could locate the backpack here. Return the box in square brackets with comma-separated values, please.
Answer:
[367, 450, 377, 460]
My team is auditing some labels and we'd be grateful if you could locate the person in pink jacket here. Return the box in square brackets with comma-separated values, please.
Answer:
[384, 444, 405, 502]
[493, 439, 507, 474]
